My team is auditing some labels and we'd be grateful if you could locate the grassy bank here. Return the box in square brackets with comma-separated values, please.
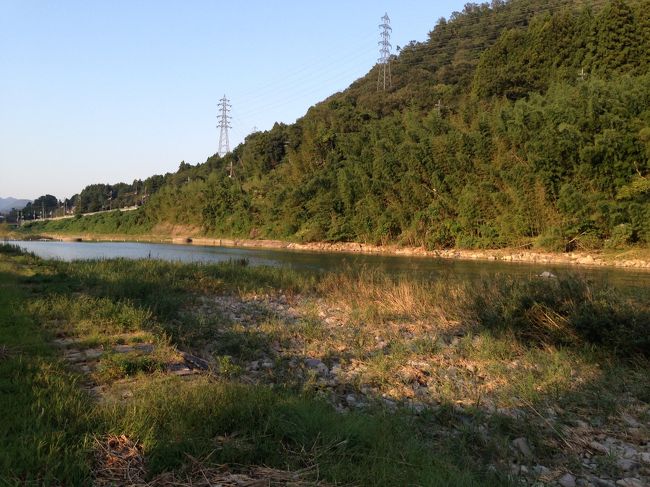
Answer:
[22, 210, 155, 236]
[1, 244, 649, 486]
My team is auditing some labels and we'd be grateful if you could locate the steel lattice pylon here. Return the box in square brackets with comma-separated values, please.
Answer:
[217, 95, 232, 157]
[377, 13, 392, 91]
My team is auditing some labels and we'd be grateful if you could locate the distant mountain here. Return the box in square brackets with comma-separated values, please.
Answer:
[0, 197, 31, 213]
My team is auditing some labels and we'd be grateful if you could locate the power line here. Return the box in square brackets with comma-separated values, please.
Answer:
[217, 95, 232, 157]
[234, 45, 377, 107]
[239, 1, 603, 116]
[227, 1, 613, 143]
[234, 63, 374, 119]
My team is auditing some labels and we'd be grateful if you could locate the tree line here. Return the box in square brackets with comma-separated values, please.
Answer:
[33, 0, 650, 251]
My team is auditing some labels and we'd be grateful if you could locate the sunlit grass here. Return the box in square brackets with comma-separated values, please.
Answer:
[2, 243, 649, 485]
[0, 245, 512, 486]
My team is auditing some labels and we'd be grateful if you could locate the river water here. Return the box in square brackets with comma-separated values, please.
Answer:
[7, 240, 650, 293]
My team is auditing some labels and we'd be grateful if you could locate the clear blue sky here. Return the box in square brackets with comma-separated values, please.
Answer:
[0, 0, 467, 200]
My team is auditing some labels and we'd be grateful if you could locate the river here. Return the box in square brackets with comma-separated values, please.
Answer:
[6, 240, 650, 293]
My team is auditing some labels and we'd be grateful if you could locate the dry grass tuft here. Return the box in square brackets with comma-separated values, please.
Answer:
[318, 269, 462, 330]
[150, 465, 331, 487]
[94, 435, 331, 487]
[94, 434, 147, 485]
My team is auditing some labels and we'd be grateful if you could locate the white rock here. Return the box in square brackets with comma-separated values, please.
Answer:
[512, 437, 533, 458]
[533, 465, 551, 477]
[621, 415, 641, 428]
[304, 358, 329, 376]
[616, 479, 644, 487]
[616, 459, 637, 472]
[410, 402, 426, 413]
[383, 398, 397, 410]
[590, 441, 610, 454]
[590, 478, 616, 487]
[558, 473, 577, 487]
[84, 348, 103, 360]
[622, 446, 637, 459]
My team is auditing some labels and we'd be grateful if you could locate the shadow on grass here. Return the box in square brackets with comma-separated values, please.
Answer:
[2, 246, 649, 486]
[0, 255, 510, 486]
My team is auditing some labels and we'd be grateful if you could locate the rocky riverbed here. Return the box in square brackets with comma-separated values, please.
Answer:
[169, 291, 650, 487]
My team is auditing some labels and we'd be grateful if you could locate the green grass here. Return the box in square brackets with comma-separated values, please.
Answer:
[0, 261, 95, 483]
[100, 376, 505, 485]
[0, 244, 511, 486]
[466, 276, 650, 357]
[2, 242, 649, 485]
[22, 209, 154, 236]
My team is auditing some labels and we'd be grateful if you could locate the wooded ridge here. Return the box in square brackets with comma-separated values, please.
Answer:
[25, 0, 650, 252]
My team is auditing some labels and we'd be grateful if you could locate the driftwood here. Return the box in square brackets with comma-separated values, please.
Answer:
[180, 351, 210, 371]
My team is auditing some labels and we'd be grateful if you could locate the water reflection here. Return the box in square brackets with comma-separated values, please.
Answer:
[7, 240, 650, 291]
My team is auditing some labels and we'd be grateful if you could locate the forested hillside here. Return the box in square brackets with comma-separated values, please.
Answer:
[36, 0, 650, 251]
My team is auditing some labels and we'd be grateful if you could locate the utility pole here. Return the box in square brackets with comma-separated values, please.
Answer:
[435, 99, 448, 115]
[227, 158, 244, 179]
[377, 12, 392, 92]
[217, 95, 232, 157]
[578, 67, 586, 81]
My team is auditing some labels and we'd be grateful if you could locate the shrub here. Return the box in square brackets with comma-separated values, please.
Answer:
[605, 223, 634, 249]
[466, 276, 650, 357]
[534, 230, 565, 252]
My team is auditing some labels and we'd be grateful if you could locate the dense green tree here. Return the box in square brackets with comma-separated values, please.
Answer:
[23, 195, 59, 219]
[39, 0, 650, 251]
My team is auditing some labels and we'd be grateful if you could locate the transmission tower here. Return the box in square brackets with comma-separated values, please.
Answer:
[217, 95, 232, 157]
[377, 12, 392, 91]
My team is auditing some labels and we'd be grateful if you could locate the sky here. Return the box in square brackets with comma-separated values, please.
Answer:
[0, 1, 468, 200]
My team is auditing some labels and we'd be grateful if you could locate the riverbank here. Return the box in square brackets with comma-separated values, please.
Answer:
[1, 243, 648, 486]
[20, 229, 650, 270]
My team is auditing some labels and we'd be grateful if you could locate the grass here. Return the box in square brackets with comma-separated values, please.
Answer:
[0, 250, 94, 484]
[0, 223, 19, 239]
[1, 243, 649, 485]
[100, 376, 503, 485]
[22, 209, 155, 236]
[0, 244, 512, 486]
